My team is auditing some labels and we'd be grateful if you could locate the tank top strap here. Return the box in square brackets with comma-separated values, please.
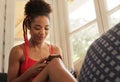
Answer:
[20, 43, 29, 61]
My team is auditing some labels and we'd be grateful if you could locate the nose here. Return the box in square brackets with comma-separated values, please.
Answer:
[39, 28, 45, 35]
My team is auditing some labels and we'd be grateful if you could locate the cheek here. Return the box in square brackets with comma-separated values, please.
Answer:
[45, 31, 48, 36]
[29, 30, 38, 38]
[30, 30, 48, 38]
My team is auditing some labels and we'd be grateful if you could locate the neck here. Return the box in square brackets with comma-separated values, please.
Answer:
[29, 38, 45, 49]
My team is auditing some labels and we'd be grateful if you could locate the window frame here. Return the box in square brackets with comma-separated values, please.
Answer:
[67, 0, 120, 63]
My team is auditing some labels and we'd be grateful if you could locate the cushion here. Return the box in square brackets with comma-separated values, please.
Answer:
[0, 73, 7, 82]
[78, 23, 120, 82]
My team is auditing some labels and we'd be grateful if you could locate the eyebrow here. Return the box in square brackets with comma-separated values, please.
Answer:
[34, 24, 49, 27]
[35, 25, 41, 27]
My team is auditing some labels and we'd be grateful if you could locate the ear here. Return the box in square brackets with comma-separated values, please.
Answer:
[25, 23, 31, 30]
[27, 26, 31, 30]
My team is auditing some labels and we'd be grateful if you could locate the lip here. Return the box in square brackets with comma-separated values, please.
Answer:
[38, 37, 44, 40]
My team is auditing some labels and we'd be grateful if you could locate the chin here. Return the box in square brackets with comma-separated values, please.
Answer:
[37, 39, 45, 44]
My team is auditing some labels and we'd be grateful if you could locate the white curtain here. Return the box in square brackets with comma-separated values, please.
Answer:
[0, 0, 6, 72]
[47, 0, 73, 70]
[3, 0, 15, 73]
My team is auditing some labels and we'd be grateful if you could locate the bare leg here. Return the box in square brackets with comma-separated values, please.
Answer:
[32, 58, 77, 82]
[47, 58, 77, 82]
[31, 65, 48, 82]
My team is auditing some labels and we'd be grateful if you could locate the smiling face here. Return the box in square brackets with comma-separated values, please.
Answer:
[29, 16, 50, 44]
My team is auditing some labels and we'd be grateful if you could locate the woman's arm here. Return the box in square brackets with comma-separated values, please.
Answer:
[7, 46, 37, 82]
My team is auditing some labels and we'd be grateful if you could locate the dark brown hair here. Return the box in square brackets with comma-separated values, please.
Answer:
[23, 0, 52, 47]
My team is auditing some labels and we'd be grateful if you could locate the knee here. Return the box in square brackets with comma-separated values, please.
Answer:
[46, 58, 64, 70]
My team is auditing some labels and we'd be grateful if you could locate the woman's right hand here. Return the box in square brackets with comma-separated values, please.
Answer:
[27, 57, 48, 75]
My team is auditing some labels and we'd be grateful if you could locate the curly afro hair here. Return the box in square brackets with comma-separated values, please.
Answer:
[25, 0, 52, 16]
[23, 0, 52, 49]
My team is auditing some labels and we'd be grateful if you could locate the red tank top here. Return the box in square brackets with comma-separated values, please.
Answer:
[20, 43, 53, 80]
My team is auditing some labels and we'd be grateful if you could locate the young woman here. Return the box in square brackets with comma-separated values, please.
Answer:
[7, 0, 76, 82]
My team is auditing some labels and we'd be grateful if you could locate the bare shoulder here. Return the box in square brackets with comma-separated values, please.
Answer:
[9, 44, 24, 61]
[51, 44, 62, 55]
[8, 44, 24, 81]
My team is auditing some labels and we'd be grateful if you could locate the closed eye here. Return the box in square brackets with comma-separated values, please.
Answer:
[45, 25, 49, 30]
[34, 25, 41, 30]
[33, 25, 49, 30]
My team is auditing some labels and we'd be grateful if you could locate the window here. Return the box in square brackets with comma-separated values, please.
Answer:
[67, 0, 120, 62]
[106, 0, 120, 27]
[68, 0, 96, 31]
[67, 0, 99, 62]
[71, 23, 99, 61]
[14, 0, 27, 45]
[109, 10, 120, 27]
[106, 0, 120, 10]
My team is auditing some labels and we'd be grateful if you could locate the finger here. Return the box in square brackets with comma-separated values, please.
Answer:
[39, 63, 47, 68]
[45, 61, 50, 64]
[37, 68, 42, 72]
[37, 64, 47, 72]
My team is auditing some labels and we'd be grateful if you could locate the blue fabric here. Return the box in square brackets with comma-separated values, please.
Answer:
[78, 23, 120, 82]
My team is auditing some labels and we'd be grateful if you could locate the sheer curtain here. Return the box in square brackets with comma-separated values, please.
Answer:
[3, 0, 15, 72]
[47, 0, 73, 70]
[0, 0, 6, 72]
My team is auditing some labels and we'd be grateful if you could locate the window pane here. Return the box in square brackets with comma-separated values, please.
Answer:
[70, 23, 99, 62]
[109, 10, 120, 28]
[67, 0, 96, 31]
[106, 0, 120, 10]
[15, 1, 27, 45]
[14, 40, 24, 46]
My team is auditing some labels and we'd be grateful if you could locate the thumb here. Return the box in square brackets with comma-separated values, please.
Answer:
[39, 57, 48, 63]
